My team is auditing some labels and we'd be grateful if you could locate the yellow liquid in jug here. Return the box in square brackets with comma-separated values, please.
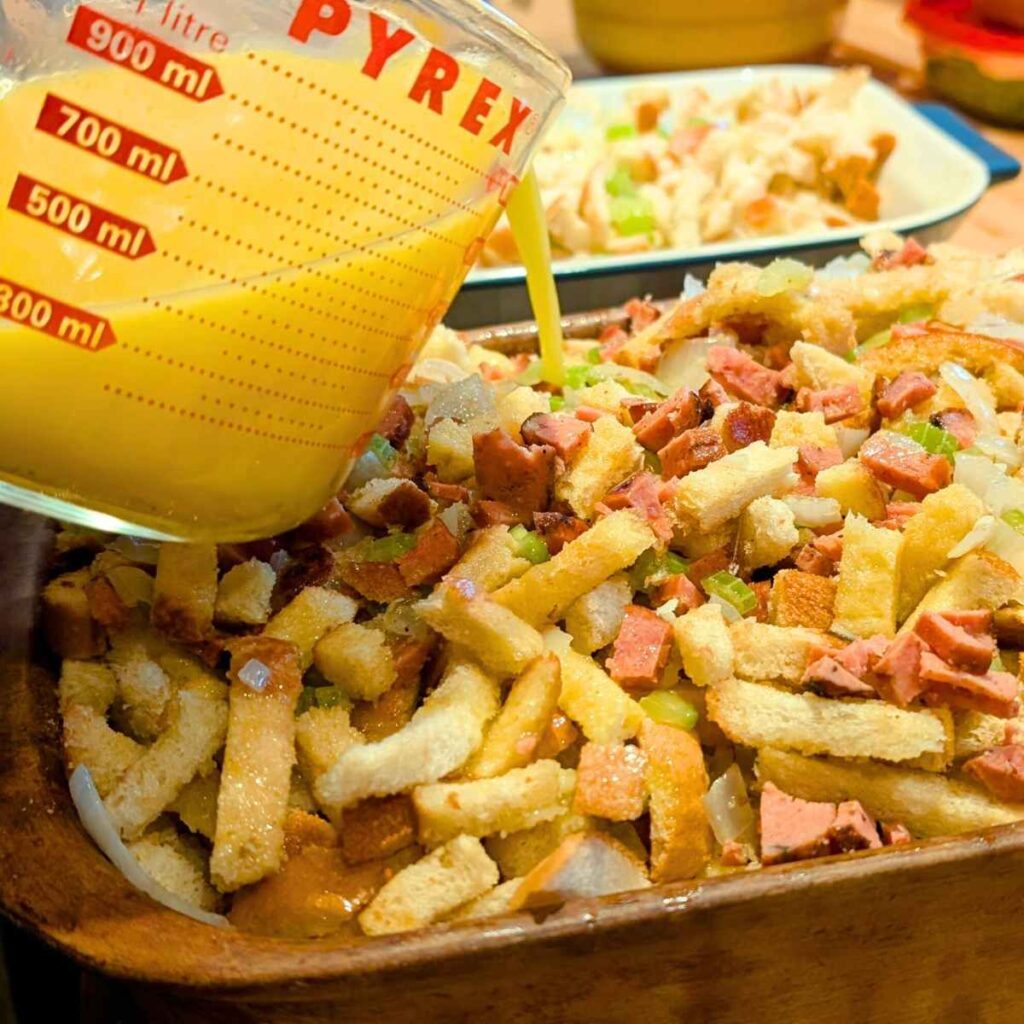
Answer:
[0, 49, 517, 540]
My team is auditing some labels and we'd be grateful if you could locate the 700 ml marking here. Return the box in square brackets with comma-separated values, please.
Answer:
[36, 94, 187, 183]
[0, 277, 116, 351]
[8, 174, 156, 258]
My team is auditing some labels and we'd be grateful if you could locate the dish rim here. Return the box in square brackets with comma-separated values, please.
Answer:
[463, 63, 992, 290]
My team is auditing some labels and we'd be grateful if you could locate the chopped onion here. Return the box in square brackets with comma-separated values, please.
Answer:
[654, 598, 679, 621]
[345, 448, 393, 490]
[588, 363, 670, 397]
[985, 519, 1024, 575]
[681, 273, 706, 300]
[438, 502, 472, 541]
[939, 362, 1000, 435]
[816, 252, 871, 281]
[657, 337, 712, 393]
[836, 426, 870, 459]
[425, 374, 496, 427]
[967, 314, 1024, 343]
[542, 625, 573, 655]
[269, 549, 289, 572]
[106, 565, 154, 608]
[974, 433, 1023, 470]
[108, 536, 161, 565]
[954, 452, 1006, 501]
[708, 592, 742, 623]
[783, 495, 843, 528]
[69, 765, 229, 928]
[407, 358, 470, 387]
[948, 515, 996, 559]
[237, 658, 270, 692]
[984, 473, 1024, 517]
[829, 621, 859, 642]
[703, 764, 756, 846]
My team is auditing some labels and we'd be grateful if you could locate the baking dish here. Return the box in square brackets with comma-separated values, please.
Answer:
[448, 64, 1020, 327]
[3, 302, 1024, 1023]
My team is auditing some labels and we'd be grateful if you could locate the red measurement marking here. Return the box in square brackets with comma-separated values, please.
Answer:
[8, 174, 156, 259]
[0, 277, 115, 352]
[484, 167, 518, 208]
[36, 94, 188, 184]
[67, 5, 223, 102]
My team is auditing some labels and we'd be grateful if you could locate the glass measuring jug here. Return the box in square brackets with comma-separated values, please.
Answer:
[0, 0, 569, 540]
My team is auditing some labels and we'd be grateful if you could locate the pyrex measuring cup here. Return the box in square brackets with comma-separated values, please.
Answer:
[0, 0, 569, 540]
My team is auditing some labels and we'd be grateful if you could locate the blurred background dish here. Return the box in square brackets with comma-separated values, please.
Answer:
[905, 0, 1024, 126]
[571, 0, 850, 72]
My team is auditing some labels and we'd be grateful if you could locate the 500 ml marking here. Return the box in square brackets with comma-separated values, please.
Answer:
[36, 94, 187, 183]
[8, 174, 156, 258]
[0, 278, 116, 351]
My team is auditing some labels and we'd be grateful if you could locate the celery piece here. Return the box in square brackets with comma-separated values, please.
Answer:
[606, 123, 637, 141]
[905, 420, 959, 460]
[360, 532, 417, 563]
[1001, 509, 1024, 536]
[367, 433, 397, 466]
[640, 690, 699, 730]
[851, 328, 892, 361]
[605, 166, 636, 198]
[630, 549, 689, 592]
[549, 394, 566, 412]
[314, 686, 350, 710]
[701, 571, 757, 615]
[508, 524, 550, 564]
[898, 302, 934, 324]
[565, 364, 598, 390]
[756, 258, 814, 297]
[586, 346, 602, 365]
[609, 194, 655, 237]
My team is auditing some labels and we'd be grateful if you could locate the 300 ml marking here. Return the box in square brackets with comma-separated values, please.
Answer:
[0, 277, 116, 351]
[8, 174, 156, 258]
[36, 94, 187, 183]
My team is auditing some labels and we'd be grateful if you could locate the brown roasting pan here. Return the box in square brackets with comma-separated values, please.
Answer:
[2, 305, 1024, 1024]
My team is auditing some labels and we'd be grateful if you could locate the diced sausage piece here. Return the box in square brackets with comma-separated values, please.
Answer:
[535, 711, 580, 760]
[684, 548, 730, 587]
[833, 635, 888, 677]
[472, 499, 526, 527]
[600, 473, 673, 543]
[797, 445, 843, 480]
[876, 501, 922, 530]
[803, 655, 876, 698]
[812, 534, 843, 562]
[606, 605, 674, 692]
[829, 801, 882, 852]
[633, 388, 701, 450]
[877, 371, 937, 419]
[376, 394, 414, 447]
[473, 428, 555, 516]
[622, 397, 660, 424]
[939, 610, 992, 636]
[293, 498, 354, 542]
[859, 432, 952, 499]
[931, 409, 977, 451]
[750, 580, 771, 623]
[375, 481, 432, 529]
[880, 821, 912, 846]
[706, 346, 784, 408]
[396, 521, 461, 587]
[85, 577, 130, 632]
[699, 377, 730, 410]
[919, 654, 1019, 717]
[720, 840, 751, 867]
[651, 573, 704, 611]
[872, 238, 930, 271]
[338, 561, 411, 603]
[521, 413, 592, 461]
[722, 402, 776, 452]
[625, 297, 661, 330]
[873, 633, 928, 707]
[759, 783, 836, 866]
[533, 511, 589, 555]
[795, 384, 864, 424]
[794, 544, 835, 576]
[963, 744, 1024, 802]
[424, 475, 470, 504]
[573, 742, 647, 821]
[914, 612, 995, 673]
[659, 426, 727, 479]
[574, 406, 604, 423]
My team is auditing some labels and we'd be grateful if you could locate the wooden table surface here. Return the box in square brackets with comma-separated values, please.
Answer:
[492, 0, 1024, 254]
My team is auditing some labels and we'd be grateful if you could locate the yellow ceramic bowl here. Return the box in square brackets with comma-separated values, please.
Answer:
[572, 0, 849, 73]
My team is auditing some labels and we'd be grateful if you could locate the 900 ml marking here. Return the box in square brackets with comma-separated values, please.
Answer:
[37, 95, 187, 184]
[9, 174, 156, 259]
[67, 5, 223, 101]
[0, 278, 116, 351]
